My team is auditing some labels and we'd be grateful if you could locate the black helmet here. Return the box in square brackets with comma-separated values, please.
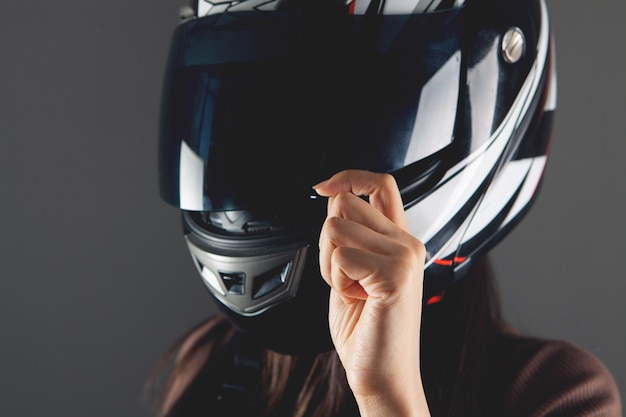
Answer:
[158, 0, 556, 353]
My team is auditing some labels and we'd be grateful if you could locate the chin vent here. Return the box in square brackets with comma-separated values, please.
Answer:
[220, 272, 246, 295]
[252, 263, 291, 300]
[196, 260, 226, 296]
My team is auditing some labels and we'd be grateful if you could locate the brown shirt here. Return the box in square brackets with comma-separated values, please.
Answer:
[158, 316, 622, 416]
[488, 331, 622, 416]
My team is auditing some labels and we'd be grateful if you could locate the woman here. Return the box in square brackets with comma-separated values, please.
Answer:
[151, 0, 622, 415]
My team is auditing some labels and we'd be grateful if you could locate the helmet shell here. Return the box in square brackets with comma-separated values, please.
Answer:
[159, 0, 556, 353]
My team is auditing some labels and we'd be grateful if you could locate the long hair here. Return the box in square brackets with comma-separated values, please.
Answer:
[421, 256, 504, 416]
[146, 255, 503, 417]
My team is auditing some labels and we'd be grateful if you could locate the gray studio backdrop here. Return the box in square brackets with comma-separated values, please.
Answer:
[1, 1, 624, 416]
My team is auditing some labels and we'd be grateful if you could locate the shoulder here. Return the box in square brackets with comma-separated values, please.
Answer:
[488, 330, 622, 417]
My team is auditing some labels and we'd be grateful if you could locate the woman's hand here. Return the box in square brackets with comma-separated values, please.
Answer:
[315, 170, 430, 417]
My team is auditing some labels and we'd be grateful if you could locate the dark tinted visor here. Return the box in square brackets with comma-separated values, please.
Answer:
[159, 8, 465, 211]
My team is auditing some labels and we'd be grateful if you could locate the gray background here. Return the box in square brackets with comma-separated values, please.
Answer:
[0, 1, 624, 416]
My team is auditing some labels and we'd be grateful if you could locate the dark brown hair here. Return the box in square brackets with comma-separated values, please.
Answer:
[146, 256, 503, 417]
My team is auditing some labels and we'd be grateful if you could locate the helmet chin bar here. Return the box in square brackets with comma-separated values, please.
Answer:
[182, 211, 312, 317]
[186, 237, 308, 316]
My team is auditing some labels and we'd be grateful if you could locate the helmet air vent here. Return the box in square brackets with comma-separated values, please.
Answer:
[200, 211, 280, 235]
[196, 259, 226, 296]
[244, 220, 274, 234]
[252, 262, 291, 300]
[220, 272, 246, 295]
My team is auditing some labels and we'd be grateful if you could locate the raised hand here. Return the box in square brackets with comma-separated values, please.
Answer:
[315, 170, 430, 417]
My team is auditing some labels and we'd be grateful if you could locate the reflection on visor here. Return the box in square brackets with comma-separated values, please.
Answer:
[159, 8, 465, 211]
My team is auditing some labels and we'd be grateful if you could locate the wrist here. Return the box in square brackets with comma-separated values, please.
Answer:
[354, 388, 430, 417]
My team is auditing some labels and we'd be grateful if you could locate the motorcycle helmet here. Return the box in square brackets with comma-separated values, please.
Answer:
[158, 0, 556, 353]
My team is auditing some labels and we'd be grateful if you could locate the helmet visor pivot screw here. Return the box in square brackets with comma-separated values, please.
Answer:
[502, 27, 526, 64]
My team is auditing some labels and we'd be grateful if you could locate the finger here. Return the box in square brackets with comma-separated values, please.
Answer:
[329, 246, 406, 301]
[327, 246, 380, 301]
[321, 215, 400, 259]
[313, 170, 408, 231]
[325, 191, 401, 239]
[319, 215, 400, 286]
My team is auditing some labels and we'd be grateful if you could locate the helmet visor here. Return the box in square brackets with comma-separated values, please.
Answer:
[159, 8, 465, 211]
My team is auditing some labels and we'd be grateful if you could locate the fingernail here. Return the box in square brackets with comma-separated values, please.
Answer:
[312, 179, 329, 189]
